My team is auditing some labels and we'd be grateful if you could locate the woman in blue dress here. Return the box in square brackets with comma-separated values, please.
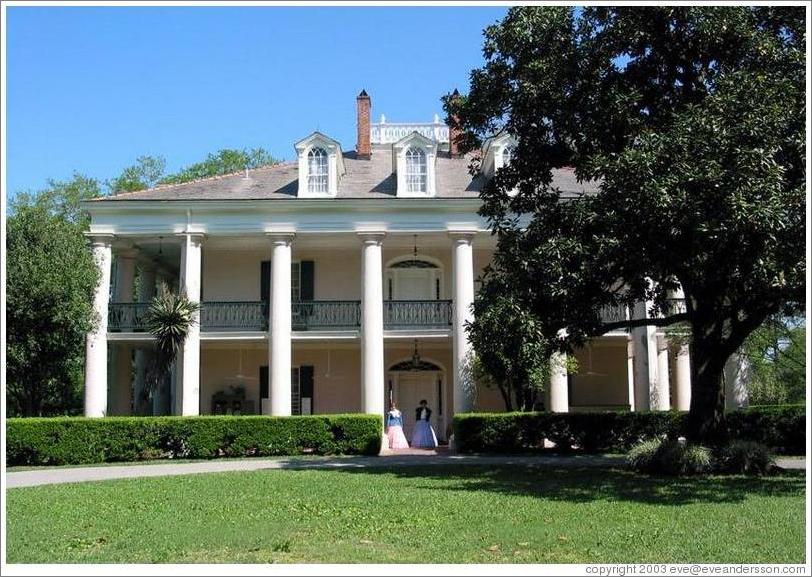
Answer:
[385, 403, 409, 449]
[410, 399, 438, 448]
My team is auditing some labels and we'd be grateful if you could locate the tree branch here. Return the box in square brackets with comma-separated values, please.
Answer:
[598, 313, 689, 334]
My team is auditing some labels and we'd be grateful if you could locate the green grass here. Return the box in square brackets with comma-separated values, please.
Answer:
[6, 466, 805, 563]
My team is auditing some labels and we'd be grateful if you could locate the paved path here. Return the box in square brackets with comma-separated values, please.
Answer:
[7, 453, 804, 489]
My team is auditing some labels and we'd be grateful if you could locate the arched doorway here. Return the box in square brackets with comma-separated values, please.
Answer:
[387, 357, 446, 442]
[385, 255, 444, 301]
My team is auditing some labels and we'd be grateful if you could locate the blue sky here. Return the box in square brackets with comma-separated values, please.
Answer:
[6, 6, 508, 196]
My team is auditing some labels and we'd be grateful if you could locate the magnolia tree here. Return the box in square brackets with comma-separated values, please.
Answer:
[445, 6, 805, 444]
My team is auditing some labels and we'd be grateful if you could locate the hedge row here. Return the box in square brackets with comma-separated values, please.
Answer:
[453, 406, 805, 455]
[7, 414, 383, 466]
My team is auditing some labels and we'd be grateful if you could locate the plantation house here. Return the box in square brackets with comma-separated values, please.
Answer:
[82, 91, 749, 440]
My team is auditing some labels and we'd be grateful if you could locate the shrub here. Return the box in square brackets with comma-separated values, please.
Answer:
[717, 441, 775, 475]
[626, 438, 663, 471]
[453, 407, 804, 455]
[6, 414, 382, 466]
[626, 438, 713, 476]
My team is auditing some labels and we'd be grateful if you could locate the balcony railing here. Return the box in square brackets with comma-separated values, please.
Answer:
[108, 303, 150, 332]
[292, 301, 361, 331]
[384, 300, 453, 329]
[109, 300, 454, 332]
[200, 301, 268, 331]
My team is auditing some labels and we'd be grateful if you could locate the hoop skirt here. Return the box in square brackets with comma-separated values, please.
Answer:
[410, 420, 438, 448]
[385, 410, 410, 449]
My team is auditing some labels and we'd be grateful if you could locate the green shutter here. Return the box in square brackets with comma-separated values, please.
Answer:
[259, 366, 269, 399]
[300, 365, 314, 414]
[301, 261, 315, 301]
[260, 261, 270, 302]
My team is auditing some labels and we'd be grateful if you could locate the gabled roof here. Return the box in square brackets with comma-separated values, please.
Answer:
[294, 131, 345, 176]
[392, 130, 436, 151]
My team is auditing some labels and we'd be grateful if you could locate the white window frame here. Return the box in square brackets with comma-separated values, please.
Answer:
[393, 132, 437, 197]
[404, 147, 427, 194]
[306, 147, 329, 194]
[295, 133, 344, 197]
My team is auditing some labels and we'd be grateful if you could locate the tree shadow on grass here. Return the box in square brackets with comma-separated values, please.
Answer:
[328, 464, 805, 507]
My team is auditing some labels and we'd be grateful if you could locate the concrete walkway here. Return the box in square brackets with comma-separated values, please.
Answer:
[7, 453, 804, 489]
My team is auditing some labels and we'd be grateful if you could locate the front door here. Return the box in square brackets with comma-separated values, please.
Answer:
[394, 269, 433, 301]
[396, 373, 438, 440]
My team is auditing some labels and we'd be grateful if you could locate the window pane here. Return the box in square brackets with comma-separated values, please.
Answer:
[291, 262, 301, 301]
[307, 147, 328, 193]
[405, 147, 427, 193]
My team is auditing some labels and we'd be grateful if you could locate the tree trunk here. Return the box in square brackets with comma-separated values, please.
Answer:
[499, 384, 514, 412]
[685, 318, 730, 446]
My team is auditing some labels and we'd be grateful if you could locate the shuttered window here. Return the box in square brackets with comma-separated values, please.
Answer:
[259, 365, 314, 415]
[260, 260, 314, 302]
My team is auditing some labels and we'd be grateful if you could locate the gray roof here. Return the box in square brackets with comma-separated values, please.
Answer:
[100, 144, 598, 201]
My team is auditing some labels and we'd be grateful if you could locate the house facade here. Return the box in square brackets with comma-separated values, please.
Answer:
[82, 91, 750, 440]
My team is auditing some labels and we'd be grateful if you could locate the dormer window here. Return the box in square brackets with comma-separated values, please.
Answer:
[393, 131, 437, 197]
[295, 132, 345, 197]
[307, 147, 329, 193]
[501, 146, 513, 168]
[405, 147, 427, 193]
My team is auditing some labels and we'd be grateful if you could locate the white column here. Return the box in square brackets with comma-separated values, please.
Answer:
[653, 333, 671, 410]
[674, 342, 691, 411]
[724, 350, 750, 410]
[626, 335, 636, 411]
[548, 336, 569, 412]
[359, 232, 386, 417]
[269, 233, 294, 416]
[134, 264, 156, 415]
[450, 231, 476, 414]
[84, 234, 114, 417]
[631, 300, 659, 411]
[109, 249, 137, 416]
[177, 233, 204, 416]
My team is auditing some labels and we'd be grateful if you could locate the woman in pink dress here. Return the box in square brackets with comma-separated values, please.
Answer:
[385, 403, 409, 449]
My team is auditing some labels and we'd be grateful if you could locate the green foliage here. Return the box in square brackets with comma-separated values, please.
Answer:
[159, 148, 279, 185]
[6, 415, 383, 466]
[107, 155, 167, 193]
[453, 407, 804, 456]
[468, 275, 555, 411]
[446, 6, 805, 445]
[6, 201, 100, 417]
[626, 439, 664, 472]
[144, 286, 200, 396]
[626, 438, 713, 476]
[11, 172, 103, 226]
[741, 316, 805, 406]
[716, 441, 775, 475]
[726, 405, 805, 455]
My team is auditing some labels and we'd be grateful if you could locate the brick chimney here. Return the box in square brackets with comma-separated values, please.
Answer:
[356, 90, 372, 159]
[448, 89, 463, 158]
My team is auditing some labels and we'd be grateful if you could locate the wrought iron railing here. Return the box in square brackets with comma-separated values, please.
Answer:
[109, 299, 456, 332]
[600, 304, 629, 325]
[384, 300, 453, 329]
[108, 303, 151, 332]
[292, 301, 361, 330]
[200, 301, 268, 331]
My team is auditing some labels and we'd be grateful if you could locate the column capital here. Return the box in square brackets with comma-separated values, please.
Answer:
[266, 232, 295, 246]
[448, 229, 477, 243]
[84, 232, 115, 248]
[176, 232, 207, 245]
[357, 231, 386, 245]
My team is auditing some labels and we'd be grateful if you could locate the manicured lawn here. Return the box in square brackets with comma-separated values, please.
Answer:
[6, 465, 805, 563]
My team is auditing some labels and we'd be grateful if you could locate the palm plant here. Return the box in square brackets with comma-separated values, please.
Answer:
[144, 284, 200, 399]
